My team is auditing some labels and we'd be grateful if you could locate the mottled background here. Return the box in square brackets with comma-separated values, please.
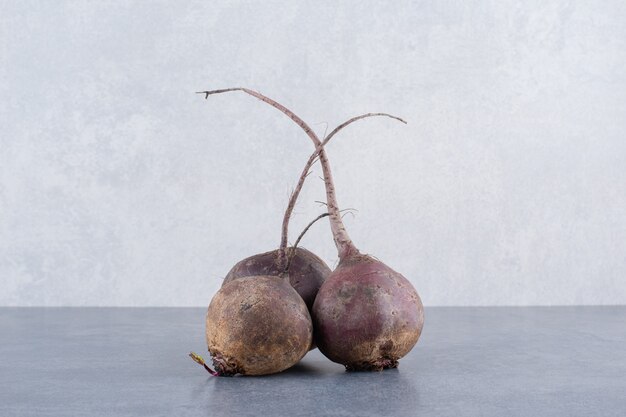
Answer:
[1, 1, 625, 306]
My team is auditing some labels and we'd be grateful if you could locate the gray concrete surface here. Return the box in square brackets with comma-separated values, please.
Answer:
[0, 307, 624, 416]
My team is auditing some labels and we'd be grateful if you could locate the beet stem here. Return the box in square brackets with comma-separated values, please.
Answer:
[285, 212, 330, 272]
[324, 113, 407, 142]
[189, 352, 219, 377]
[196, 88, 406, 261]
[197, 88, 356, 260]
[277, 113, 407, 268]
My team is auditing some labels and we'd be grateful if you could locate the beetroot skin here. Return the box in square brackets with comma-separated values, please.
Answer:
[223, 247, 330, 310]
[206, 275, 312, 376]
[313, 254, 424, 370]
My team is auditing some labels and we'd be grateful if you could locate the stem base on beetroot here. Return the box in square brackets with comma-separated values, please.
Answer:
[223, 247, 330, 311]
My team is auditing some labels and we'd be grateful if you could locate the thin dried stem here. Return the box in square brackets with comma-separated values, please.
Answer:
[198, 87, 357, 261]
[197, 89, 407, 262]
[278, 112, 407, 261]
[324, 113, 406, 144]
[189, 352, 219, 377]
[285, 212, 330, 272]
[277, 113, 407, 263]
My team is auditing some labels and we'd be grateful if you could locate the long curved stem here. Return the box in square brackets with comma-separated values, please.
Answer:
[197, 88, 407, 261]
[324, 113, 407, 144]
[285, 212, 330, 272]
[276, 113, 406, 269]
[198, 88, 357, 260]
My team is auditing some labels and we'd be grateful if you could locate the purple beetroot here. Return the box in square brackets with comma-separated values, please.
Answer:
[311, 124, 424, 371]
[310, 114, 424, 371]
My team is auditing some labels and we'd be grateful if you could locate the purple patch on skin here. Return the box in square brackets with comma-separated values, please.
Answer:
[312, 254, 424, 370]
[223, 247, 330, 311]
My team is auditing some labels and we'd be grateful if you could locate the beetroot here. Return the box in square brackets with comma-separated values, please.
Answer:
[198, 88, 422, 371]
[311, 125, 424, 371]
[204, 275, 312, 375]
[193, 87, 421, 374]
[313, 255, 424, 371]
[311, 119, 424, 371]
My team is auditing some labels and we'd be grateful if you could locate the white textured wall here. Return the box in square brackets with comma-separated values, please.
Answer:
[1, 1, 625, 306]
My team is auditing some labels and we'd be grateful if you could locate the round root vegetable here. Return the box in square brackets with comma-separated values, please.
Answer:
[314, 255, 423, 371]
[190, 100, 323, 376]
[205, 275, 312, 376]
[195, 88, 423, 371]
[312, 128, 424, 371]
[312, 131, 424, 371]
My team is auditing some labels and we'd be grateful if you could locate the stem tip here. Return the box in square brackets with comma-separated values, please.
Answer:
[189, 352, 219, 377]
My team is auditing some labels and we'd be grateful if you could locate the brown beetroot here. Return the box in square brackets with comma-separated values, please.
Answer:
[193, 89, 327, 375]
[205, 275, 312, 375]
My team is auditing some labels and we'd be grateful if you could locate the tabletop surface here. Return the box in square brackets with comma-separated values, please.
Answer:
[1, 306, 624, 417]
